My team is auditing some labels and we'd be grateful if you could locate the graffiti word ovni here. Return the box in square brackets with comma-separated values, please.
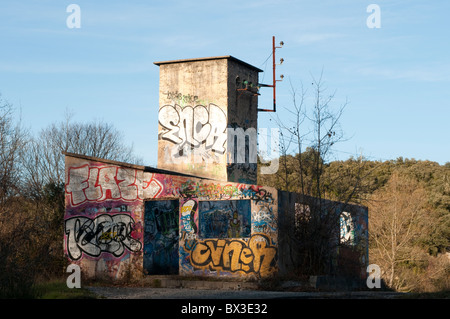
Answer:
[65, 214, 142, 260]
[190, 234, 276, 276]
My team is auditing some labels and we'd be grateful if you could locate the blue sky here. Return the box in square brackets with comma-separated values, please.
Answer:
[0, 0, 449, 166]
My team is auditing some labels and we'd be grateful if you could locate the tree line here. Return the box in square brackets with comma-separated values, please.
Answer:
[0, 94, 142, 297]
[255, 74, 449, 292]
[259, 153, 449, 292]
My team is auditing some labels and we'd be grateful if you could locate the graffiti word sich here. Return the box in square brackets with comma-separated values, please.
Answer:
[159, 103, 227, 154]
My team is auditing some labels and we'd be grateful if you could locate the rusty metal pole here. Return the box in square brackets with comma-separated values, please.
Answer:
[272, 36, 276, 113]
[258, 36, 282, 112]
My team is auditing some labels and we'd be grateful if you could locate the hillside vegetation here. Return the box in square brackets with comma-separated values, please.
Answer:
[1, 93, 448, 296]
[259, 154, 450, 292]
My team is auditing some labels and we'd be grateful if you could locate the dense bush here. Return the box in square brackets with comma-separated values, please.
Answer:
[0, 97, 141, 298]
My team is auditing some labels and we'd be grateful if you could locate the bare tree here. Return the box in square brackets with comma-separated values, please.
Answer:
[1, 100, 144, 296]
[369, 172, 432, 291]
[0, 95, 27, 204]
[22, 112, 143, 199]
[264, 72, 372, 276]
[0, 95, 40, 297]
[269, 72, 350, 196]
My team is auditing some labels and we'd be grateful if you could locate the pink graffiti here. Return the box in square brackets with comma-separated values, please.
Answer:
[65, 165, 163, 206]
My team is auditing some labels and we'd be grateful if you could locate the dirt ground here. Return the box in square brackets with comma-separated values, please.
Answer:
[87, 286, 404, 299]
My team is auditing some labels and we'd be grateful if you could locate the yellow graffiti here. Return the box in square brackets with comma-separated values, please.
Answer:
[98, 231, 118, 242]
[190, 234, 276, 277]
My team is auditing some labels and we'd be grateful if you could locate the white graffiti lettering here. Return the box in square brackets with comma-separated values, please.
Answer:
[65, 214, 142, 260]
[65, 165, 163, 206]
[181, 199, 198, 234]
[159, 103, 227, 154]
[340, 211, 355, 244]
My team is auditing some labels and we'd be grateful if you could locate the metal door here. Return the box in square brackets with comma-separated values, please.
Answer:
[143, 200, 179, 275]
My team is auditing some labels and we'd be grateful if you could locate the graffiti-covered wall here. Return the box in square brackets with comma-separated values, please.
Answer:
[64, 154, 156, 279]
[64, 153, 278, 279]
[64, 152, 367, 281]
[178, 183, 277, 277]
[155, 56, 261, 185]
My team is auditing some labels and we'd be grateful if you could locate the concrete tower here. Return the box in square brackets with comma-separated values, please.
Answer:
[154, 56, 262, 184]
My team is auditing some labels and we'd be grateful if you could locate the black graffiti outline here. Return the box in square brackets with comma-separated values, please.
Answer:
[188, 234, 277, 276]
[158, 103, 227, 154]
[65, 214, 142, 260]
[250, 188, 274, 205]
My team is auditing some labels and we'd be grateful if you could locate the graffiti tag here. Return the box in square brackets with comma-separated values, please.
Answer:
[65, 165, 163, 206]
[165, 91, 199, 105]
[65, 214, 142, 260]
[340, 211, 355, 244]
[181, 199, 198, 234]
[252, 205, 276, 233]
[159, 103, 227, 154]
[198, 200, 251, 239]
[189, 234, 277, 277]
[178, 180, 274, 204]
[144, 200, 179, 275]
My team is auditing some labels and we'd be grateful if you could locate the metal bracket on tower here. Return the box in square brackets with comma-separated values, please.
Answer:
[258, 36, 284, 112]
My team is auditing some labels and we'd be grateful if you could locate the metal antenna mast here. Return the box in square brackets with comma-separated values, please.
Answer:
[258, 36, 284, 112]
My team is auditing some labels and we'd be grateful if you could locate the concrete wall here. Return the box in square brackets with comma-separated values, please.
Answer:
[226, 58, 260, 184]
[64, 153, 278, 280]
[337, 204, 369, 279]
[276, 191, 369, 280]
[155, 56, 261, 184]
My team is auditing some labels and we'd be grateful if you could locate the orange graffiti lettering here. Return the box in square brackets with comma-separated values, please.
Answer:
[190, 234, 276, 276]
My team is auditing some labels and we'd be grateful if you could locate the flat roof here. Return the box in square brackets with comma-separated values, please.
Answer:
[153, 55, 263, 72]
[63, 151, 213, 180]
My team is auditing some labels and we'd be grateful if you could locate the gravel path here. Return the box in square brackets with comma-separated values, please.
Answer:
[87, 286, 404, 299]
